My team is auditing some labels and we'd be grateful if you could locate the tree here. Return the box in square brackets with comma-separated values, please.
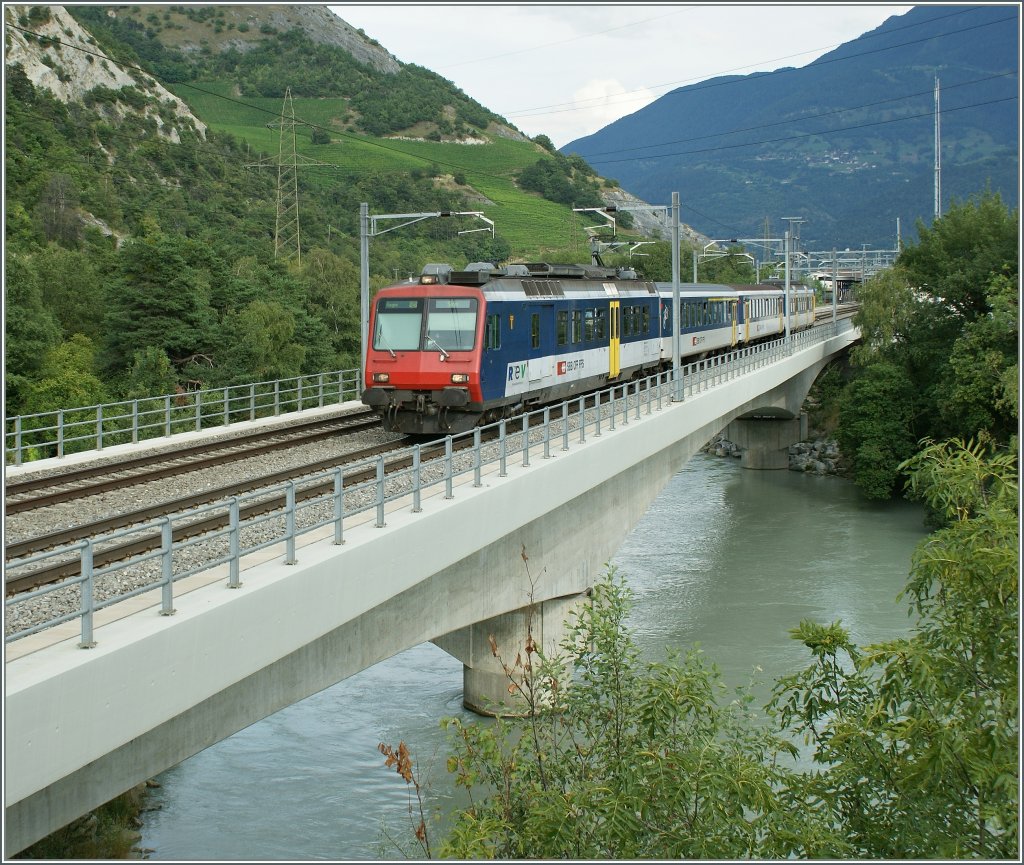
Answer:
[840, 190, 1018, 496]
[933, 272, 1018, 443]
[21, 335, 109, 416]
[898, 190, 1018, 319]
[220, 299, 305, 383]
[4, 254, 62, 414]
[771, 438, 1018, 859]
[35, 172, 82, 248]
[123, 346, 179, 399]
[31, 244, 108, 341]
[836, 361, 919, 498]
[101, 233, 219, 377]
[300, 247, 360, 363]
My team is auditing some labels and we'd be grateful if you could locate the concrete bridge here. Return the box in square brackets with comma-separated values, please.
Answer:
[4, 321, 858, 855]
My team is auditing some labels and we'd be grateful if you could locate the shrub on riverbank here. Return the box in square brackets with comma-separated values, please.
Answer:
[13, 784, 151, 860]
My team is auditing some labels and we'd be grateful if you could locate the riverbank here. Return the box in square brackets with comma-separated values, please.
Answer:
[12, 783, 159, 860]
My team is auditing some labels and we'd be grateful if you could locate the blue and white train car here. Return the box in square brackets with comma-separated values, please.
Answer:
[362, 262, 814, 435]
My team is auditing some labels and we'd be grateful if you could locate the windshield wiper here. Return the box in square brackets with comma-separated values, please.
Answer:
[376, 331, 396, 358]
[425, 334, 450, 359]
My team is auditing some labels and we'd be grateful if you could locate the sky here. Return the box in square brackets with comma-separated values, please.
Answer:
[330, 2, 916, 148]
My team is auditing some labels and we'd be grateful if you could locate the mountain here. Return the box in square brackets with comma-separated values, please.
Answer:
[560, 5, 1019, 250]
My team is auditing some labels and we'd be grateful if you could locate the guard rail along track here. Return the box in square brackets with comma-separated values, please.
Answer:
[5, 317, 856, 647]
[5, 368, 362, 467]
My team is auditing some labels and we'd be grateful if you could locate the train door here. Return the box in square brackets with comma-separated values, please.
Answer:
[609, 300, 621, 378]
[528, 303, 554, 383]
[730, 299, 739, 346]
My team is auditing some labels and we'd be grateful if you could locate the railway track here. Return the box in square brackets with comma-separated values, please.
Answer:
[5, 409, 384, 511]
[3, 397, 600, 596]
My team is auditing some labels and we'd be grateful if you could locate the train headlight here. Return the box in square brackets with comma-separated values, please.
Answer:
[372, 373, 390, 383]
[450, 374, 470, 384]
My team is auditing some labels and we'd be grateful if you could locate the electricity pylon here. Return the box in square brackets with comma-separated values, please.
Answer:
[245, 87, 342, 264]
[273, 88, 301, 262]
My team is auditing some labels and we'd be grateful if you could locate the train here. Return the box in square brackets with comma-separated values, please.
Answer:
[361, 261, 815, 436]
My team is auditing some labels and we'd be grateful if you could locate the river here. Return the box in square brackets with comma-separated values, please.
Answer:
[139, 453, 927, 860]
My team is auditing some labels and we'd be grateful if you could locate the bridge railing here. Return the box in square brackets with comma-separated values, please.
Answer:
[5, 321, 853, 648]
[4, 369, 362, 467]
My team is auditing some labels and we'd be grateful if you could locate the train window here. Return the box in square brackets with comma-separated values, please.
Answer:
[374, 298, 423, 351]
[426, 297, 478, 351]
[571, 309, 583, 343]
[556, 310, 568, 346]
[486, 313, 500, 350]
[642, 306, 650, 334]
[531, 313, 540, 349]
[583, 308, 595, 341]
[595, 308, 608, 339]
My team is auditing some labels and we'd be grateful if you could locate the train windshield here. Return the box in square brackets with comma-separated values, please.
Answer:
[373, 297, 478, 352]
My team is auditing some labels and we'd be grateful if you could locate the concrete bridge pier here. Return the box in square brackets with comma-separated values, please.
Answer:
[433, 593, 586, 716]
[726, 413, 808, 469]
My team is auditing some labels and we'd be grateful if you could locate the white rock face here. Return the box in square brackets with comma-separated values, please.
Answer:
[4, 4, 207, 141]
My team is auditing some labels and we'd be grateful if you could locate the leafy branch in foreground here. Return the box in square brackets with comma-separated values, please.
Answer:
[376, 740, 432, 860]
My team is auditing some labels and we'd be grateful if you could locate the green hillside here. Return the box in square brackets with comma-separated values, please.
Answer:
[169, 79, 587, 256]
[4, 4, 651, 422]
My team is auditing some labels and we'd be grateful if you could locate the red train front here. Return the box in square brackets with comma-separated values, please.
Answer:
[362, 266, 486, 436]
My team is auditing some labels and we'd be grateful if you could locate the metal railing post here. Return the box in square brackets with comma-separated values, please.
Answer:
[165, 395, 172, 437]
[223, 388, 230, 426]
[444, 436, 454, 499]
[57, 409, 65, 458]
[562, 401, 570, 451]
[543, 407, 551, 459]
[79, 541, 96, 648]
[579, 396, 586, 444]
[284, 482, 297, 564]
[14, 415, 23, 466]
[194, 391, 201, 432]
[610, 387, 617, 431]
[161, 519, 177, 612]
[411, 446, 422, 513]
[498, 419, 507, 477]
[521, 414, 530, 467]
[375, 456, 386, 527]
[333, 468, 345, 544]
[249, 384, 256, 421]
[473, 428, 482, 486]
[132, 400, 139, 444]
[96, 404, 104, 451]
[228, 499, 242, 587]
[274, 380, 281, 416]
